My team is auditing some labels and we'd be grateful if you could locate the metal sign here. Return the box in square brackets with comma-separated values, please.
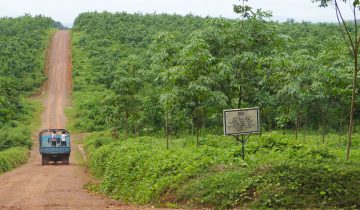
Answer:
[223, 107, 260, 135]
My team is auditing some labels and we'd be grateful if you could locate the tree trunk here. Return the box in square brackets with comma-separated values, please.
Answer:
[322, 114, 326, 144]
[353, 119, 356, 133]
[169, 113, 173, 138]
[191, 122, 194, 136]
[196, 126, 200, 148]
[303, 115, 307, 142]
[268, 118, 272, 132]
[237, 71, 243, 108]
[295, 115, 299, 140]
[237, 86, 242, 108]
[330, 0, 359, 160]
[125, 111, 128, 141]
[339, 110, 343, 148]
[196, 107, 200, 148]
[166, 111, 169, 149]
[347, 62, 358, 160]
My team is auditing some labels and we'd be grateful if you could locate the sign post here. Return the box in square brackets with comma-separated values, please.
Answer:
[223, 107, 260, 160]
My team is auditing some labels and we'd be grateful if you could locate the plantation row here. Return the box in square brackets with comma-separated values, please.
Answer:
[72, 12, 354, 138]
[0, 15, 55, 173]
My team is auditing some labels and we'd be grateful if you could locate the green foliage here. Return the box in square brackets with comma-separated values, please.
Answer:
[313, 0, 360, 8]
[85, 134, 246, 206]
[72, 90, 109, 131]
[313, 0, 360, 160]
[0, 96, 42, 151]
[84, 131, 360, 209]
[72, 12, 207, 134]
[177, 171, 255, 209]
[0, 15, 54, 92]
[0, 125, 32, 151]
[0, 16, 54, 170]
[0, 147, 29, 174]
[72, 12, 355, 137]
[255, 161, 360, 208]
[0, 15, 54, 128]
[72, 11, 360, 209]
[233, 0, 272, 20]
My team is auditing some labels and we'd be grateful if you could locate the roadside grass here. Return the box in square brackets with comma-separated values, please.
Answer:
[64, 102, 93, 167]
[83, 131, 360, 209]
[73, 142, 86, 166]
[0, 147, 29, 174]
[0, 96, 44, 152]
[25, 97, 44, 132]
[0, 96, 45, 175]
[64, 105, 78, 134]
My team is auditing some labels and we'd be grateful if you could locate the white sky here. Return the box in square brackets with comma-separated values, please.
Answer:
[0, 0, 356, 27]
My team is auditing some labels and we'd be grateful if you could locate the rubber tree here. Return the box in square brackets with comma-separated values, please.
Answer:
[313, 0, 360, 160]
[106, 55, 144, 139]
[275, 52, 314, 136]
[167, 32, 217, 147]
[317, 34, 352, 145]
[232, 0, 281, 108]
[149, 32, 181, 148]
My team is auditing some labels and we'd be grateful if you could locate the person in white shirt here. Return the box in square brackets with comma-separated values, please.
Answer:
[51, 131, 56, 147]
[61, 131, 67, 146]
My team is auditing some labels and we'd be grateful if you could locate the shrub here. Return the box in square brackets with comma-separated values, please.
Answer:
[0, 125, 32, 151]
[0, 147, 29, 174]
[84, 132, 360, 209]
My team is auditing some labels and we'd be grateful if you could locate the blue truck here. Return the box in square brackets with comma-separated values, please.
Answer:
[39, 129, 71, 165]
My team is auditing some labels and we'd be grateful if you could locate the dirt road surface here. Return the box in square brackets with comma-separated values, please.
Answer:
[0, 31, 141, 210]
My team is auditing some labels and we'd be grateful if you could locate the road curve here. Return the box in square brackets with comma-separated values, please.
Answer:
[0, 31, 131, 210]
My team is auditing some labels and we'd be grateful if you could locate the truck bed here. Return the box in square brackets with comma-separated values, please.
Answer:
[40, 147, 70, 154]
[39, 134, 70, 154]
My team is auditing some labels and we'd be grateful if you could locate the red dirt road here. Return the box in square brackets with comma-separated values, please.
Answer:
[0, 31, 135, 209]
[41, 30, 72, 129]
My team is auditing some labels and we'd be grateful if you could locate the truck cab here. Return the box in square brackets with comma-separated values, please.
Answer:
[39, 129, 71, 165]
